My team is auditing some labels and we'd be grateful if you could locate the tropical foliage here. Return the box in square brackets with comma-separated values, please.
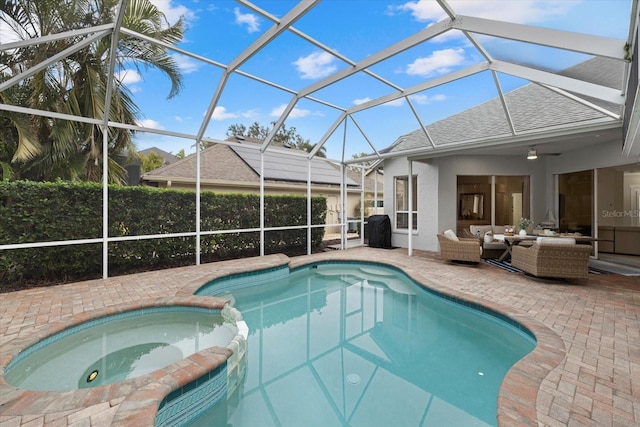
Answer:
[139, 150, 165, 173]
[0, 0, 184, 183]
[224, 121, 327, 157]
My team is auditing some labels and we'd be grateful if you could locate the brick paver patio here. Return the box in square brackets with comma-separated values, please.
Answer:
[1, 248, 638, 426]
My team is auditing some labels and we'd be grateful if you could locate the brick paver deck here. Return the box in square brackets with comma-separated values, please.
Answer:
[1, 248, 638, 426]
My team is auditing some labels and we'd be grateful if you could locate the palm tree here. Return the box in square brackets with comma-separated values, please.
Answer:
[0, 0, 184, 183]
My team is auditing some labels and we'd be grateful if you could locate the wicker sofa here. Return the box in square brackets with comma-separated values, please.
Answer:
[437, 232, 481, 263]
[462, 224, 509, 259]
[511, 238, 592, 279]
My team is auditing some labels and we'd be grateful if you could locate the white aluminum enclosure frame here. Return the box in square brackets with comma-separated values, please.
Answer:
[0, 0, 636, 279]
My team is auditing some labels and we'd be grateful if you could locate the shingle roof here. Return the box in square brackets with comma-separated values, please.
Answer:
[142, 143, 259, 183]
[386, 57, 623, 153]
[141, 139, 382, 190]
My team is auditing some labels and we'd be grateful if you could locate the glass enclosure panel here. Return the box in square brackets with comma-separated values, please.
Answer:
[559, 170, 593, 236]
[494, 176, 531, 229]
[457, 176, 491, 235]
[597, 165, 640, 227]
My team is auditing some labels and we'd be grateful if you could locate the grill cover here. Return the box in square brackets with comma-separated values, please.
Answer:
[368, 215, 391, 248]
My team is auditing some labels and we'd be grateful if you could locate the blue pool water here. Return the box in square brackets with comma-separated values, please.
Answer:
[193, 262, 535, 427]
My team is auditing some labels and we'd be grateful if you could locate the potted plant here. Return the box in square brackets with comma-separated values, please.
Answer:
[517, 217, 533, 236]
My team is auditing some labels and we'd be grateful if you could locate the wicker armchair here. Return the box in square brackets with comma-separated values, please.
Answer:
[437, 233, 481, 263]
[511, 242, 592, 279]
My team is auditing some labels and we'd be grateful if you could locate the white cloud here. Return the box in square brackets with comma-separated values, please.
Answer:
[241, 109, 260, 119]
[383, 98, 405, 107]
[396, 0, 578, 25]
[234, 7, 260, 33]
[149, 0, 196, 26]
[293, 51, 338, 79]
[406, 48, 465, 77]
[353, 97, 372, 105]
[137, 119, 163, 130]
[270, 104, 311, 118]
[115, 69, 142, 85]
[410, 93, 447, 104]
[171, 53, 200, 74]
[210, 106, 239, 120]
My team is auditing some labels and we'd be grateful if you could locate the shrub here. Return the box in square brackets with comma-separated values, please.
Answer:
[0, 181, 326, 288]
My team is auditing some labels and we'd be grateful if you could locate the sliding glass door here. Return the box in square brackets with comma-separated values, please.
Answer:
[457, 175, 530, 234]
[558, 170, 593, 236]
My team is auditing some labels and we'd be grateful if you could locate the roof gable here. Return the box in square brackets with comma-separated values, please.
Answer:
[386, 57, 624, 153]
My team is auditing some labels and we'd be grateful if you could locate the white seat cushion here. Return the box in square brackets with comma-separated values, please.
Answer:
[492, 225, 507, 234]
[443, 229, 459, 241]
[536, 237, 576, 245]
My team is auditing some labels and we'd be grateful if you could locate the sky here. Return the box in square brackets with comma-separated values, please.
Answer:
[119, 0, 633, 161]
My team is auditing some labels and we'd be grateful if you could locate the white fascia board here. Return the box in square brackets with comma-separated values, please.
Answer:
[406, 121, 622, 160]
[453, 15, 625, 60]
[490, 60, 623, 105]
[343, 120, 620, 164]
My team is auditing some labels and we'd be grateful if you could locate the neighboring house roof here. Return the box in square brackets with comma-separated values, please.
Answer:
[141, 138, 385, 191]
[345, 168, 383, 194]
[143, 143, 258, 183]
[138, 147, 179, 165]
[384, 57, 623, 153]
[230, 144, 356, 186]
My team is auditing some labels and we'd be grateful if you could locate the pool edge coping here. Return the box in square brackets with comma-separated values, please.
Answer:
[0, 252, 565, 426]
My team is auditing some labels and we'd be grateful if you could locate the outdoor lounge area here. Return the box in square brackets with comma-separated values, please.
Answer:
[1, 248, 639, 426]
[1, 1, 640, 426]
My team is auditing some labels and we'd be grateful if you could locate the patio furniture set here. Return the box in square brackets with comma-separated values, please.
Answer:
[438, 227, 594, 279]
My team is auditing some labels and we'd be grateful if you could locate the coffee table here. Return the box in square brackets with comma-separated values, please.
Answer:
[493, 234, 537, 262]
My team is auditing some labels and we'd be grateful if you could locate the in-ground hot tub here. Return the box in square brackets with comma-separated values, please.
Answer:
[4, 305, 247, 391]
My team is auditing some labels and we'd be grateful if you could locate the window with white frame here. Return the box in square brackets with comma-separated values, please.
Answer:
[395, 175, 417, 230]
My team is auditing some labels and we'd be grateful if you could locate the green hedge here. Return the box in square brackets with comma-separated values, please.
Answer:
[0, 181, 326, 287]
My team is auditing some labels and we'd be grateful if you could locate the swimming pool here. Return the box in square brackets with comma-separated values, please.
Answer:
[4, 306, 243, 391]
[192, 261, 536, 426]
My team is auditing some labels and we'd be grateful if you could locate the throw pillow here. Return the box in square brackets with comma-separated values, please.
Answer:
[444, 229, 459, 241]
[484, 232, 493, 243]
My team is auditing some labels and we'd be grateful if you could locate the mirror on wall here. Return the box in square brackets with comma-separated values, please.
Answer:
[459, 194, 484, 220]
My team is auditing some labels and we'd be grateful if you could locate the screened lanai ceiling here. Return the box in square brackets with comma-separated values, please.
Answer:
[1, 0, 637, 165]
